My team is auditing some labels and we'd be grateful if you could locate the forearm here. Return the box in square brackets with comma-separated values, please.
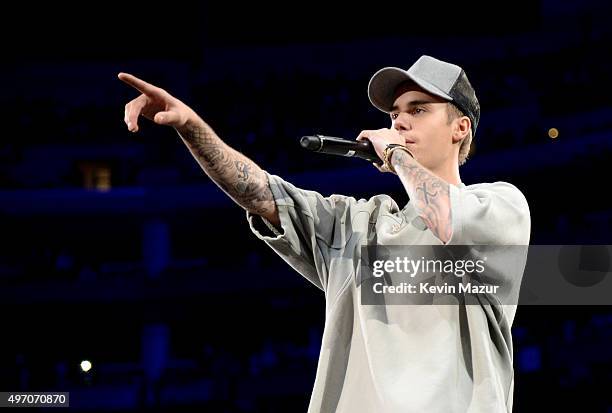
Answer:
[391, 150, 452, 243]
[176, 118, 279, 225]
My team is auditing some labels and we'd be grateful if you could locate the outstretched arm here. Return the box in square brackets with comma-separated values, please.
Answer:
[118, 72, 280, 227]
[177, 118, 279, 225]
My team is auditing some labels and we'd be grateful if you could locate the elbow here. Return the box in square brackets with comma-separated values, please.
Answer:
[266, 209, 281, 229]
[257, 205, 281, 231]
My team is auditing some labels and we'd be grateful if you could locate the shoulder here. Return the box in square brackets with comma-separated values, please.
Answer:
[463, 181, 529, 207]
[451, 181, 531, 245]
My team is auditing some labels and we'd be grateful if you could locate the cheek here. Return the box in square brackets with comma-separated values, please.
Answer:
[422, 134, 452, 163]
[425, 131, 446, 150]
[430, 126, 454, 149]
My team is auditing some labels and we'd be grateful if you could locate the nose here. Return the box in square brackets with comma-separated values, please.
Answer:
[393, 113, 411, 132]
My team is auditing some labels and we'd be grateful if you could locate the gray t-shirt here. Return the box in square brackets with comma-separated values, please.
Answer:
[247, 173, 531, 413]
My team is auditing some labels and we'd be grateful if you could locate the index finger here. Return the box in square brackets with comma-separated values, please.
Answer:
[117, 72, 160, 96]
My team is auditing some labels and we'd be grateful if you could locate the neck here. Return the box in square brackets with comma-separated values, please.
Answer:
[431, 161, 462, 186]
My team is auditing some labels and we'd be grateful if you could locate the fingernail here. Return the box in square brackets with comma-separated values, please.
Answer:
[127, 121, 133, 130]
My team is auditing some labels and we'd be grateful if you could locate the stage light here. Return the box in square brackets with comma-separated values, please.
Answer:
[548, 128, 559, 139]
[80, 360, 92, 372]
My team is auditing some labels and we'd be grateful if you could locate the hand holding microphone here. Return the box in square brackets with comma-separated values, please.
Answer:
[300, 129, 412, 173]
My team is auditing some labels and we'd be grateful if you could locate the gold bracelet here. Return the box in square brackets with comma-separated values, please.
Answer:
[383, 144, 414, 174]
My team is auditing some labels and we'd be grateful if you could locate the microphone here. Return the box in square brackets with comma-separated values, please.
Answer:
[300, 135, 381, 164]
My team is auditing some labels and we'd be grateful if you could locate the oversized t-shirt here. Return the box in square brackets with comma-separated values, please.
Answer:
[246, 173, 531, 413]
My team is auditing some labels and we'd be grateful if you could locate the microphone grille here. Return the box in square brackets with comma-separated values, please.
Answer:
[300, 136, 322, 151]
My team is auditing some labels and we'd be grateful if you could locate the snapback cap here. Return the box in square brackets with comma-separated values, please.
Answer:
[368, 55, 480, 136]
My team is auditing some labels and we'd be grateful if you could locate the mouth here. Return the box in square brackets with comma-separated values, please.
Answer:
[399, 133, 416, 144]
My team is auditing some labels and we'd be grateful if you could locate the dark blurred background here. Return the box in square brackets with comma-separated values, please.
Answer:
[0, 1, 611, 412]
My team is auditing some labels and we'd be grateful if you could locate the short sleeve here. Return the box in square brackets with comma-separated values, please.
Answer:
[246, 173, 358, 292]
[445, 182, 531, 246]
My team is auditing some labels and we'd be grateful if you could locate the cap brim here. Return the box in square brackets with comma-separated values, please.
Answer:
[368, 67, 453, 113]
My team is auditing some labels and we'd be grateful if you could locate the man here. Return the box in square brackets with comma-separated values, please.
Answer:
[120, 55, 530, 412]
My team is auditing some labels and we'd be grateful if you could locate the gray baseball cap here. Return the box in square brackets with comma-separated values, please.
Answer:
[368, 55, 480, 136]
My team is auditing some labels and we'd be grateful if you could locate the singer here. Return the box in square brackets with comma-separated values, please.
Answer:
[119, 55, 530, 413]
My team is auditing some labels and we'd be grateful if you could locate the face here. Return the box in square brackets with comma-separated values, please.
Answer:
[390, 82, 459, 171]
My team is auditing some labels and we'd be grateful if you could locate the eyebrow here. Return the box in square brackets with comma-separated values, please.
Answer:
[391, 99, 437, 112]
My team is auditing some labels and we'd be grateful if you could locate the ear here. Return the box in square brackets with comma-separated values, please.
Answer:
[452, 116, 471, 144]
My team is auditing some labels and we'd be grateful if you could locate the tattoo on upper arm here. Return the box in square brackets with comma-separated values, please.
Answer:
[180, 123, 275, 216]
[392, 150, 452, 242]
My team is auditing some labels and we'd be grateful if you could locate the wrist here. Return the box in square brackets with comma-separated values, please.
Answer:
[178, 115, 206, 132]
[383, 144, 414, 174]
[390, 147, 414, 166]
[177, 117, 215, 143]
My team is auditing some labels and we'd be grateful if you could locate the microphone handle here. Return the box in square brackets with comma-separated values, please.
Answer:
[301, 135, 381, 164]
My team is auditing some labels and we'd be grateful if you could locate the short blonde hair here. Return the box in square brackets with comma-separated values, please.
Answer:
[446, 102, 473, 166]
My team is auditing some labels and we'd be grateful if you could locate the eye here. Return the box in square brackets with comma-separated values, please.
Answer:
[412, 108, 425, 115]
[391, 113, 398, 120]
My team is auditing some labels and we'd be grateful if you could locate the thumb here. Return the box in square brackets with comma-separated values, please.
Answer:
[153, 111, 182, 126]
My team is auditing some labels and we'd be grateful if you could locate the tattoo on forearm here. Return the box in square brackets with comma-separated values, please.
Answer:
[392, 150, 452, 242]
[236, 161, 251, 181]
[178, 122, 275, 216]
